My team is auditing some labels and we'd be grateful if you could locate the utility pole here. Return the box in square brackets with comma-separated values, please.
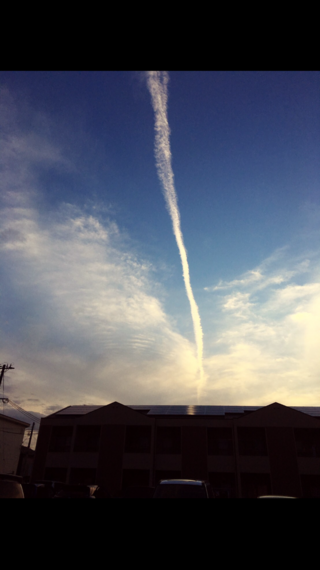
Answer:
[27, 423, 35, 450]
[22, 422, 35, 479]
[0, 364, 14, 389]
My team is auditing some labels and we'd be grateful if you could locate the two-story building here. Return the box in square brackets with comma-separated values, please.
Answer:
[32, 401, 320, 497]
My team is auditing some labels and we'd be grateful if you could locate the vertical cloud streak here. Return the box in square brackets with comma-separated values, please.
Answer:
[146, 71, 205, 397]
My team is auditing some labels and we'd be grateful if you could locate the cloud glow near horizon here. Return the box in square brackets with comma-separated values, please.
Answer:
[0, 72, 319, 417]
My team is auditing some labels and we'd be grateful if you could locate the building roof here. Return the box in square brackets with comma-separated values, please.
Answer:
[0, 412, 30, 427]
[49, 403, 320, 418]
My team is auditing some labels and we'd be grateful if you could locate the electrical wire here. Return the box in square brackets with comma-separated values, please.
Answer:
[4, 399, 42, 424]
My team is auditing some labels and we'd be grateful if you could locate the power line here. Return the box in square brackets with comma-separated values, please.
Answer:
[0, 399, 42, 424]
[8, 400, 41, 424]
[0, 364, 43, 423]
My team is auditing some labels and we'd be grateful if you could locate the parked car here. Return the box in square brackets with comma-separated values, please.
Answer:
[153, 479, 214, 498]
[52, 483, 98, 498]
[0, 478, 24, 498]
[257, 495, 296, 499]
[22, 483, 48, 498]
[93, 485, 112, 498]
[34, 480, 67, 498]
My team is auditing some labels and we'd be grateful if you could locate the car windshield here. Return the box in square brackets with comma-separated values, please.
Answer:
[154, 483, 207, 498]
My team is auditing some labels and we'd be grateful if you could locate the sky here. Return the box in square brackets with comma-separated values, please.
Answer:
[1, 70, 320, 428]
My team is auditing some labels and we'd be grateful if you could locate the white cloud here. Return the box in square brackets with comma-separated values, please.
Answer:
[204, 249, 311, 294]
[2, 85, 320, 413]
[0, 88, 201, 412]
[201, 249, 320, 405]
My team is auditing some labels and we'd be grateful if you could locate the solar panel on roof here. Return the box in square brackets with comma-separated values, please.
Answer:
[56, 405, 102, 415]
[293, 407, 320, 416]
[53, 404, 320, 418]
[131, 405, 249, 415]
[130, 404, 320, 416]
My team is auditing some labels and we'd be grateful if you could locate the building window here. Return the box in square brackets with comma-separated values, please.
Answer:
[125, 426, 151, 453]
[237, 427, 268, 456]
[207, 428, 233, 456]
[155, 470, 181, 485]
[69, 468, 96, 485]
[44, 467, 68, 483]
[156, 427, 181, 454]
[49, 426, 73, 452]
[294, 429, 320, 457]
[122, 469, 150, 490]
[208, 472, 236, 498]
[241, 473, 271, 498]
[73, 425, 101, 452]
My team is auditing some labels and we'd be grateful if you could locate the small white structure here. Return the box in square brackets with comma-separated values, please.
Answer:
[0, 413, 29, 475]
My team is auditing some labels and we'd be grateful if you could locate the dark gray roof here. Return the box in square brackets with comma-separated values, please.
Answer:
[0, 412, 30, 426]
[130, 405, 258, 415]
[130, 405, 320, 417]
[53, 404, 320, 417]
[53, 405, 102, 416]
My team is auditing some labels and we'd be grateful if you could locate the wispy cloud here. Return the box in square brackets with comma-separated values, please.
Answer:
[0, 86, 201, 412]
[146, 71, 205, 398]
[204, 248, 310, 293]
[2, 81, 319, 413]
[201, 248, 320, 405]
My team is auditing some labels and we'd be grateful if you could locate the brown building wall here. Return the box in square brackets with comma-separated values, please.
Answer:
[181, 426, 208, 480]
[32, 403, 320, 497]
[266, 427, 302, 497]
[97, 424, 125, 496]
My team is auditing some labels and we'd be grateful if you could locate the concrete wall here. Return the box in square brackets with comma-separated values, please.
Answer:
[0, 415, 29, 475]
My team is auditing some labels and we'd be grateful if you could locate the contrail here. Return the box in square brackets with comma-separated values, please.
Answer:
[146, 71, 205, 397]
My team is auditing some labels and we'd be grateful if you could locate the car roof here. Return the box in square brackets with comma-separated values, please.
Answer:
[257, 495, 296, 498]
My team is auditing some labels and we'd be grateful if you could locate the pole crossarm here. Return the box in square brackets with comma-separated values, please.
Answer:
[0, 364, 15, 388]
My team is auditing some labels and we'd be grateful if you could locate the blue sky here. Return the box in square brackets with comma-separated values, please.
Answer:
[1, 71, 320, 421]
